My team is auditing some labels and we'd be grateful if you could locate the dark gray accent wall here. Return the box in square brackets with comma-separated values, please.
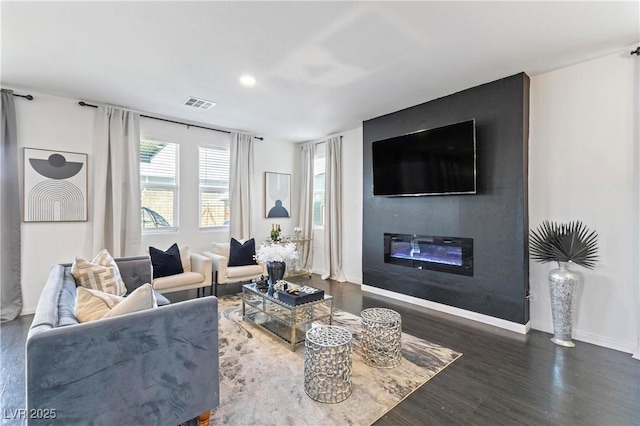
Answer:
[362, 73, 530, 324]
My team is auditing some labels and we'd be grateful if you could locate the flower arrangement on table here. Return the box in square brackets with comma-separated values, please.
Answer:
[255, 241, 299, 287]
[254, 241, 299, 263]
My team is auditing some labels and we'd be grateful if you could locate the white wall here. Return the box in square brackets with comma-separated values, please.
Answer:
[340, 127, 363, 284]
[529, 48, 639, 354]
[13, 88, 296, 314]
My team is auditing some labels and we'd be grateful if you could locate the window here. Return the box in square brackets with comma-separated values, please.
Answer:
[199, 146, 230, 228]
[140, 139, 178, 230]
[313, 143, 325, 226]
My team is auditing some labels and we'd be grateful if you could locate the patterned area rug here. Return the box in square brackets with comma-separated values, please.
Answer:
[211, 295, 462, 425]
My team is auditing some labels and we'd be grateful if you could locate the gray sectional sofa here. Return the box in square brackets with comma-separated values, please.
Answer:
[26, 256, 220, 425]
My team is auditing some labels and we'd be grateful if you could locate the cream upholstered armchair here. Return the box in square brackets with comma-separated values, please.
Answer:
[150, 245, 212, 295]
[203, 241, 266, 296]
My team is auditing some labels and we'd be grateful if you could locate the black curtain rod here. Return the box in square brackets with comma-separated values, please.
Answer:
[78, 101, 263, 140]
[13, 93, 34, 100]
[631, 47, 640, 56]
[314, 135, 343, 144]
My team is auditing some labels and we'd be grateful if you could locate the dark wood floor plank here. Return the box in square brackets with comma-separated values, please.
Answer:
[2, 275, 639, 426]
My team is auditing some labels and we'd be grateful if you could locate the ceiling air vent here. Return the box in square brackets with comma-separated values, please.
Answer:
[183, 97, 216, 110]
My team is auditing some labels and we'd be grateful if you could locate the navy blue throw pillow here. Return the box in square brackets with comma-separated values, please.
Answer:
[149, 243, 184, 279]
[228, 238, 258, 267]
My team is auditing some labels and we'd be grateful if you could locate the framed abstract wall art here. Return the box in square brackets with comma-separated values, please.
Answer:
[23, 148, 88, 222]
[264, 172, 291, 218]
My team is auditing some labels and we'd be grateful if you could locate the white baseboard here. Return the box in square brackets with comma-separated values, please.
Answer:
[362, 285, 530, 334]
[344, 274, 363, 285]
[531, 320, 637, 355]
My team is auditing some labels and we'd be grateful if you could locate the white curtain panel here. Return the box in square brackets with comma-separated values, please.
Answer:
[92, 106, 141, 257]
[322, 136, 346, 282]
[1, 89, 23, 321]
[229, 132, 254, 240]
[297, 142, 315, 270]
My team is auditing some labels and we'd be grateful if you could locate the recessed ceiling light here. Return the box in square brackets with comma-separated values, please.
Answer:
[184, 96, 216, 110]
[240, 75, 256, 87]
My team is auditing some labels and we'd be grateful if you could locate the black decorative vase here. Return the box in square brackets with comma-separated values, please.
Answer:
[267, 261, 286, 286]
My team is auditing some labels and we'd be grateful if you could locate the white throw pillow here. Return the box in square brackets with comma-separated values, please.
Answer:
[75, 284, 157, 323]
[71, 249, 127, 296]
[75, 287, 124, 323]
[103, 284, 157, 319]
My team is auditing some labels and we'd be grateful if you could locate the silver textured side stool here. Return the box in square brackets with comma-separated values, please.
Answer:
[304, 325, 353, 403]
[360, 308, 402, 368]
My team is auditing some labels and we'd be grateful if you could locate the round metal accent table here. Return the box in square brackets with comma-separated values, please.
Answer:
[360, 308, 402, 368]
[304, 325, 353, 403]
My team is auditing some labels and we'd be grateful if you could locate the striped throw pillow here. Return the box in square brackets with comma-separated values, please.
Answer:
[71, 249, 127, 296]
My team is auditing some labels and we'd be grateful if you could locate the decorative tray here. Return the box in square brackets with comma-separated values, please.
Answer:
[277, 285, 324, 306]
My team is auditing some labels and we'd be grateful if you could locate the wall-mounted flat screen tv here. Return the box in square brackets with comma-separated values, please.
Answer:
[372, 119, 476, 196]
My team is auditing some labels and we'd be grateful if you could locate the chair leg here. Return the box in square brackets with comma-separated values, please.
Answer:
[213, 271, 218, 297]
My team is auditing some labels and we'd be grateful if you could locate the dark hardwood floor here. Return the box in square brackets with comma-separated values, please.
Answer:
[2, 276, 639, 425]
[1, 314, 31, 426]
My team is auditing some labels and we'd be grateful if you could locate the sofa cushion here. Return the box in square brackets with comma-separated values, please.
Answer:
[75, 287, 124, 322]
[152, 272, 205, 291]
[30, 265, 72, 330]
[75, 284, 157, 323]
[58, 273, 80, 327]
[71, 249, 127, 296]
[227, 264, 264, 279]
[150, 243, 184, 279]
[228, 238, 258, 267]
[115, 256, 152, 293]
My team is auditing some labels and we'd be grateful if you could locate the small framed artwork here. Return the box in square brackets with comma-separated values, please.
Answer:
[265, 172, 291, 218]
[23, 148, 88, 222]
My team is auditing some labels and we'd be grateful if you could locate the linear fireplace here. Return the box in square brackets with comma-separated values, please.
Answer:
[384, 233, 473, 276]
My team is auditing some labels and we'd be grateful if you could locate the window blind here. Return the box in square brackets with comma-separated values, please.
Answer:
[140, 139, 178, 228]
[199, 146, 230, 227]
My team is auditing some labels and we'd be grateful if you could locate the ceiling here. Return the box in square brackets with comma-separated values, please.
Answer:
[2, 1, 638, 142]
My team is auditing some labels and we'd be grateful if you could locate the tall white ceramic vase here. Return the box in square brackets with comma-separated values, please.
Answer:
[548, 262, 581, 347]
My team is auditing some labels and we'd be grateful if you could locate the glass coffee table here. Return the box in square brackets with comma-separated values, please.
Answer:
[242, 282, 333, 351]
